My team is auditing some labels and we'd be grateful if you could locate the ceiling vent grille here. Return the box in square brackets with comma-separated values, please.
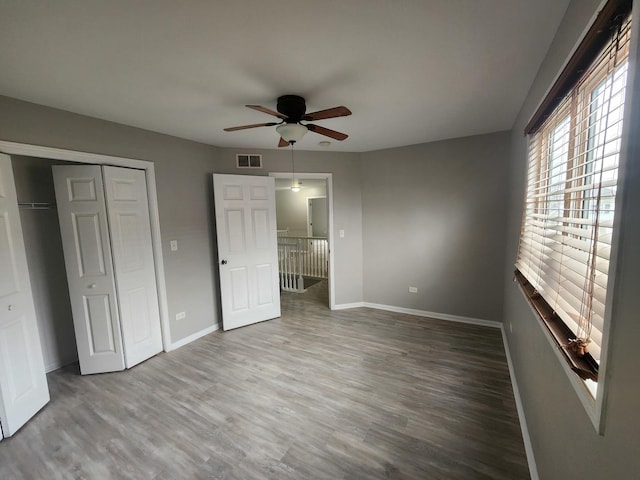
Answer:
[236, 154, 262, 169]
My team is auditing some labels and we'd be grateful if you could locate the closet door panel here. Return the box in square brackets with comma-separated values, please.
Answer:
[53, 165, 125, 374]
[0, 154, 49, 437]
[103, 166, 162, 368]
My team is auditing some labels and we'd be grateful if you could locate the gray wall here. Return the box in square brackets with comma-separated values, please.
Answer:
[502, 0, 640, 478]
[0, 95, 220, 344]
[11, 156, 78, 371]
[0, 96, 366, 340]
[215, 148, 364, 306]
[275, 184, 326, 237]
[361, 132, 510, 321]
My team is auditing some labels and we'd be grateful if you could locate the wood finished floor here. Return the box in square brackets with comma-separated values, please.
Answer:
[0, 281, 529, 479]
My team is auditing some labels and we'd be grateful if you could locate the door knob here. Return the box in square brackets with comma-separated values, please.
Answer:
[221, 260, 227, 265]
[88, 283, 97, 289]
[7, 305, 14, 311]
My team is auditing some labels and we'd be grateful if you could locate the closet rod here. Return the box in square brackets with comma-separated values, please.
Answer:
[18, 202, 57, 210]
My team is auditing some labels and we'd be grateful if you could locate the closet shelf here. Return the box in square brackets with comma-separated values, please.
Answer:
[18, 202, 57, 210]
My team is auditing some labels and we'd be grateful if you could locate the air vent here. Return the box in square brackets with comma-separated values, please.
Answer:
[236, 154, 262, 169]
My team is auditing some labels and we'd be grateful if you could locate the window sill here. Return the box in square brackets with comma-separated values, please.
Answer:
[513, 271, 605, 434]
[514, 270, 599, 382]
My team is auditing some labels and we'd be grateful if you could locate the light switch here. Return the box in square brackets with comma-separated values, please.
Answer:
[170, 240, 178, 251]
[339, 229, 345, 238]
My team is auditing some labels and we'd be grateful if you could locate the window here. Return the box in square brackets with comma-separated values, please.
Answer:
[515, 2, 631, 396]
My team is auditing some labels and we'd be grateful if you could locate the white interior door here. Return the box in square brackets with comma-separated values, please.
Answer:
[213, 174, 280, 330]
[308, 197, 328, 237]
[53, 165, 125, 374]
[0, 153, 49, 437]
[103, 166, 162, 368]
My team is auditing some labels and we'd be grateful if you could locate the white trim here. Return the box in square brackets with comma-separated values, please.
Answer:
[143, 168, 172, 351]
[0, 140, 172, 351]
[0, 141, 151, 169]
[44, 360, 76, 374]
[594, 0, 640, 435]
[362, 302, 501, 329]
[333, 300, 500, 328]
[515, 283, 599, 425]
[500, 326, 539, 480]
[165, 324, 219, 352]
[332, 302, 365, 310]
[269, 172, 336, 309]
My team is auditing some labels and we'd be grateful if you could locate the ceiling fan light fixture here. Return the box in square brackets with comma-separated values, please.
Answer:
[276, 123, 308, 142]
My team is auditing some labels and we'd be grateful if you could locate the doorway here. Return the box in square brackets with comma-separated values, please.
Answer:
[10, 156, 164, 375]
[0, 140, 167, 437]
[270, 173, 334, 309]
[0, 141, 171, 365]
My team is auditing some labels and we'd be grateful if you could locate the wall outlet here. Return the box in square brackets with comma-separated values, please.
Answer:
[408, 286, 418, 293]
[175, 311, 186, 320]
[170, 240, 178, 251]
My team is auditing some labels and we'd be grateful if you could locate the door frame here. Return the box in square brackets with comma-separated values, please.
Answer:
[0, 140, 171, 351]
[269, 172, 335, 309]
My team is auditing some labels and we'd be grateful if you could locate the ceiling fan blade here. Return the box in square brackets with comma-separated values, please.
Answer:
[246, 105, 288, 119]
[224, 122, 278, 132]
[303, 106, 351, 121]
[278, 137, 290, 147]
[306, 124, 348, 141]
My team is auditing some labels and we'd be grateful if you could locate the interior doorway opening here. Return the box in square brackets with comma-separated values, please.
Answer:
[271, 173, 334, 309]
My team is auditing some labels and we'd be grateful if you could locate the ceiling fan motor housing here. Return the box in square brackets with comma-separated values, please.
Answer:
[224, 95, 350, 145]
[277, 95, 306, 122]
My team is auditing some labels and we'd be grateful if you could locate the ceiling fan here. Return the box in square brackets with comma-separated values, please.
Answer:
[224, 95, 351, 147]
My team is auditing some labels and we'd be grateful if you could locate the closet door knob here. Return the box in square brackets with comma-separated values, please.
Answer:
[88, 283, 97, 289]
[7, 305, 14, 311]
[221, 260, 227, 265]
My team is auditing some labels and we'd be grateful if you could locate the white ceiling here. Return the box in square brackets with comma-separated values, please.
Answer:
[0, 0, 570, 152]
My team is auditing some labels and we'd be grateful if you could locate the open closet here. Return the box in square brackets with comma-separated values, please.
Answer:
[0, 151, 165, 438]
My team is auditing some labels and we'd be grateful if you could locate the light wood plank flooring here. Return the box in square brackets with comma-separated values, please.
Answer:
[0, 282, 529, 479]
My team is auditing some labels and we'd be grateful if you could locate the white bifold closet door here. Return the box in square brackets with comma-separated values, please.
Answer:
[0, 154, 50, 437]
[53, 165, 162, 375]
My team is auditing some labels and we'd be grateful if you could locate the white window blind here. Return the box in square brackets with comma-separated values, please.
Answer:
[516, 13, 631, 370]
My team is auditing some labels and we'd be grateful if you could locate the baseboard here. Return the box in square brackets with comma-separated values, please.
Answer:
[45, 358, 78, 373]
[166, 324, 219, 352]
[332, 302, 365, 310]
[45, 362, 62, 374]
[359, 302, 501, 329]
[500, 326, 539, 480]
